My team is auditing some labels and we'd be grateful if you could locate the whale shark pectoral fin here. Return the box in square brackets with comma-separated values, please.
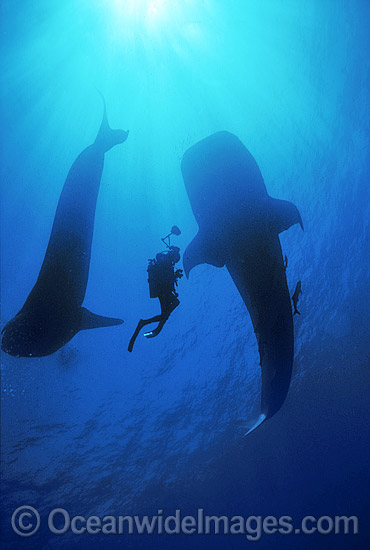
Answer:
[183, 233, 205, 278]
[80, 307, 123, 331]
[183, 232, 225, 278]
[269, 197, 304, 234]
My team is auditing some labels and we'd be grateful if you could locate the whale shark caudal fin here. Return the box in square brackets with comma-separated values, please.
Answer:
[80, 307, 123, 330]
[243, 413, 267, 437]
[269, 197, 304, 234]
[94, 93, 129, 153]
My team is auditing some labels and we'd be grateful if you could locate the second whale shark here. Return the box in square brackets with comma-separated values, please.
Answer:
[1, 101, 128, 357]
[181, 131, 303, 434]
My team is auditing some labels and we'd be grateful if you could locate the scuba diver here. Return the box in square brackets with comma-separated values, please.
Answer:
[128, 226, 183, 352]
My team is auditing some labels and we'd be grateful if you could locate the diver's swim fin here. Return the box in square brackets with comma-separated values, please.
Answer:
[144, 328, 161, 338]
[128, 320, 145, 352]
[144, 322, 166, 338]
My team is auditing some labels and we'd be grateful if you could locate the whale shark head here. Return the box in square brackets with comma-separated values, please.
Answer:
[181, 131, 303, 278]
[181, 131, 268, 229]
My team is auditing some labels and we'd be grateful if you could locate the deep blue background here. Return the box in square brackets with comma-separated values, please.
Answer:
[1, 1, 369, 548]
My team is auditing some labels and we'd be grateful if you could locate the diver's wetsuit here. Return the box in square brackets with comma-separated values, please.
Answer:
[128, 250, 182, 352]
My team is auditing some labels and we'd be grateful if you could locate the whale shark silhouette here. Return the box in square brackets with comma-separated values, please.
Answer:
[181, 131, 303, 434]
[1, 101, 128, 357]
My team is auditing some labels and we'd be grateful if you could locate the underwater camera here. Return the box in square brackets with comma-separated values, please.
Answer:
[161, 225, 181, 248]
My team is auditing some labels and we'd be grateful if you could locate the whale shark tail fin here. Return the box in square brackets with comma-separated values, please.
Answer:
[80, 307, 123, 330]
[95, 92, 129, 152]
[243, 413, 267, 437]
[269, 197, 304, 234]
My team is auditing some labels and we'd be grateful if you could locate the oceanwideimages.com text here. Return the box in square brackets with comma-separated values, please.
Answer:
[11, 506, 359, 541]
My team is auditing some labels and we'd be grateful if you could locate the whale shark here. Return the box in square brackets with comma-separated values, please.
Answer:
[1, 101, 128, 357]
[181, 131, 303, 434]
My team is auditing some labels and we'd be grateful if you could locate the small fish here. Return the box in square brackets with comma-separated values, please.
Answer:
[292, 280, 302, 315]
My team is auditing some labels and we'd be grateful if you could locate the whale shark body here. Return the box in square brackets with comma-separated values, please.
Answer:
[181, 131, 303, 434]
[1, 103, 128, 357]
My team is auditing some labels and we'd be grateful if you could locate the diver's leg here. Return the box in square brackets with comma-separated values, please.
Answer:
[128, 316, 162, 352]
[144, 316, 168, 338]
[144, 297, 180, 339]
[128, 320, 145, 352]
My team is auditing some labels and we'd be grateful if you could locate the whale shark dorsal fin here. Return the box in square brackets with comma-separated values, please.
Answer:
[183, 232, 225, 278]
[80, 307, 123, 331]
[269, 197, 304, 234]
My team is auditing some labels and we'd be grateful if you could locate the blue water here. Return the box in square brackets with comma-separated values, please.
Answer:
[1, 0, 369, 548]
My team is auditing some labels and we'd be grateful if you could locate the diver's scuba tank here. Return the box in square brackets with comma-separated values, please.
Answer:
[147, 258, 160, 298]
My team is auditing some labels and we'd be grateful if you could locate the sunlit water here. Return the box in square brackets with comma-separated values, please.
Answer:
[1, 1, 370, 548]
